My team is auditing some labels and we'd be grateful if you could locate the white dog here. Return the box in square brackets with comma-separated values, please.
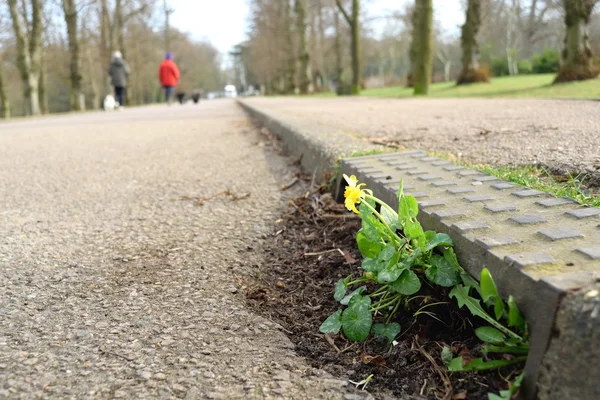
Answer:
[103, 95, 119, 111]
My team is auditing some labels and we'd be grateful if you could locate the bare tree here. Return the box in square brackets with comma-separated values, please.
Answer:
[458, 0, 488, 84]
[413, 0, 433, 95]
[555, 0, 599, 82]
[8, 0, 44, 116]
[336, 0, 360, 94]
[62, 0, 84, 110]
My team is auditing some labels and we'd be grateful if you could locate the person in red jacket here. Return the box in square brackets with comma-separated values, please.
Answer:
[158, 52, 180, 104]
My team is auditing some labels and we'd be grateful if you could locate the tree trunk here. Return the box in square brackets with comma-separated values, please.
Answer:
[8, 0, 43, 116]
[458, 0, 487, 84]
[350, 0, 360, 94]
[63, 0, 84, 111]
[283, 0, 296, 94]
[334, 8, 343, 82]
[0, 59, 10, 118]
[413, 0, 433, 95]
[336, 0, 361, 95]
[39, 52, 48, 115]
[407, 5, 418, 88]
[295, 0, 310, 94]
[555, 0, 599, 82]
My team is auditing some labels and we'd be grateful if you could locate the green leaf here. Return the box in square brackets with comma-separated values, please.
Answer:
[475, 326, 506, 345]
[380, 206, 400, 232]
[348, 293, 372, 309]
[449, 285, 522, 341]
[448, 356, 527, 372]
[480, 268, 505, 320]
[398, 195, 419, 225]
[342, 295, 372, 341]
[360, 201, 386, 241]
[448, 356, 465, 371]
[334, 279, 347, 302]
[389, 269, 421, 295]
[404, 219, 425, 243]
[441, 346, 453, 366]
[340, 286, 366, 305]
[396, 179, 404, 199]
[488, 392, 510, 400]
[377, 251, 403, 283]
[319, 310, 342, 334]
[425, 232, 453, 252]
[357, 232, 382, 258]
[426, 255, 459, 287]
[372, 322, 401, 345]
[508, 295, 525, 332]
[481, 345, 530, 355]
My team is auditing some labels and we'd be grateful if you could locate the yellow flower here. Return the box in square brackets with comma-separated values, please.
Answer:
[343, 174, 372, 214]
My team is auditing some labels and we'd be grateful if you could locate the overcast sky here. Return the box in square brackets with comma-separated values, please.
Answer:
[168, 0, 465, 56]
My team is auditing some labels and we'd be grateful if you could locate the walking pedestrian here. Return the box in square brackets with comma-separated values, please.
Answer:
[158, 52, 180, 104]
[107, 51, 129, 109]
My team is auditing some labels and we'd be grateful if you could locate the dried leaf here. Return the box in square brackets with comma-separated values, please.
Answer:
[360, 354, 386, 367]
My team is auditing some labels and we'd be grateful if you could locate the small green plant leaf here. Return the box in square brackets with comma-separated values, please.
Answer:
[425, 232, 453, 251]
[403, 219, 425, 243]
[372, 322, 401, 345]
[488, 391, 511, 400]
[340, 286, 366, 305]
[377, 256, 403, 283]
[481, 345, 529, 355]
[426, 255, 459, 287]
[389, 269, 421, 295]
[357, 232, 382, 258]
[334, 279, 347, 302]
[449, 285, 523, 341]
[448, 356, 527, 372]
[508, 295, 525, 332]
[448, 356, 465, 371]
[441, 346, 453, 366]
[396, 179, 404, 199]
[342, 295, 372, 341]
[319, 310, 342, 334]
[398, 195, 419, 224]
[480, 268, 505, 319]
[475, 326, 506, 345]
[380, 206, 400, 231]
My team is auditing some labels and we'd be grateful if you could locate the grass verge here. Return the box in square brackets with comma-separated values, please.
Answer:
[312, 74, 600, 99]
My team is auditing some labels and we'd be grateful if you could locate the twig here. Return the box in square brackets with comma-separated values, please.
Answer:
[320, 214, 360, 220]
[183, 189, 250, 206]
[304, 248, 345, 257]
[99, 349, 134, 362]
[416, 340, 453, 400]
[289, 199, 309, 218]
[324, 334, 342, 353]
[281, 177, 299, 190]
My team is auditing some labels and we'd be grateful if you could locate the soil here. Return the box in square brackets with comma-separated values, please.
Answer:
[243, 178, 524, 400]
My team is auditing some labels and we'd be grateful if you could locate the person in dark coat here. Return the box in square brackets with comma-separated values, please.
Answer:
[108, 51, 130, 108]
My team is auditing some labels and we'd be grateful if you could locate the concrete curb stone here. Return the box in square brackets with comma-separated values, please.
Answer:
[238, 99, 600, 400]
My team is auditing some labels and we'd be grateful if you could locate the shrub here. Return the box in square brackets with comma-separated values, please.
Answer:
[490, 57, 509, 77]
[532, 48, 561, 74]
[517, 59, 533, 74]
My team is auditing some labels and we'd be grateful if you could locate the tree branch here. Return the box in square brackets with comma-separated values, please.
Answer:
[335, 0, 352, 26]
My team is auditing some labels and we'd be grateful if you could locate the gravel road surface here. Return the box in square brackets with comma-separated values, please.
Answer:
[0, 101, 368, 399]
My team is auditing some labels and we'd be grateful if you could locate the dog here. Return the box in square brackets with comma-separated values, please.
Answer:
[103, 94, 119, 111]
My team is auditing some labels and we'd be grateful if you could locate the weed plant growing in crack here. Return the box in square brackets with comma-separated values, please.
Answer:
[319, 174, 529, 399]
